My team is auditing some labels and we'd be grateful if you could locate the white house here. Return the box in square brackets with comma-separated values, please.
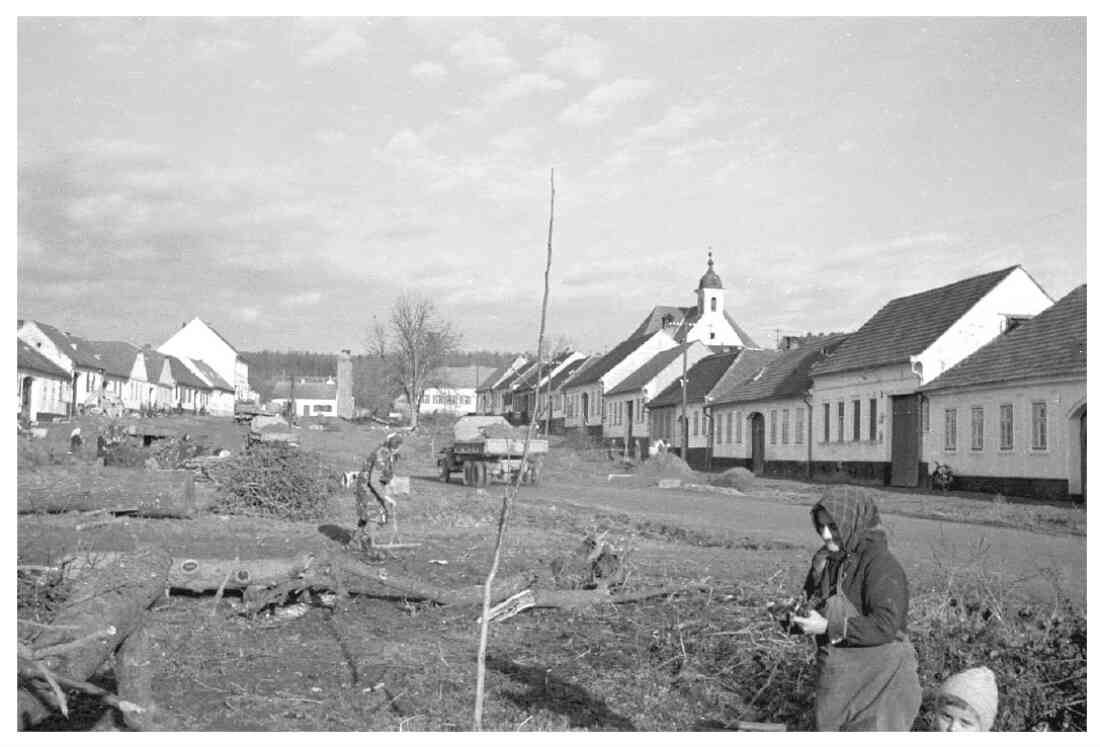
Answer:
[270, 378, 339, 418]
[603, 341, 713, 455]
[138, 348, 176, 412]
[158, 317, 254, 402]
[809, 265, 1053, 488]
[709, 335, 848, 477]
[17, 320, 106, 414]
[562, 329, 679, 438]
[476, 356, 528, 415]
[185, 358, 236, 416]
[919, 285, 1086, 501]
[17, 340, 71, 421]
[420, 365, 482, 416]
[167, 356, 212, 413]
[84, 340, 146, 413]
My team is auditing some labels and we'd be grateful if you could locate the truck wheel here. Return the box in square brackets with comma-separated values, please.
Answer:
[463, 462, 474, 486]
[439, 459, 451, 483]
[477, 461, 490, 487]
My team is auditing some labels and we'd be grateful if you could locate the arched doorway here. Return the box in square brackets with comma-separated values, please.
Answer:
[749, 412, 766, 474]
[580, 392, 589, 422]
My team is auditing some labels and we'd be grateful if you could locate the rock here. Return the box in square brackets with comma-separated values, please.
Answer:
[657, 478, 682, 489]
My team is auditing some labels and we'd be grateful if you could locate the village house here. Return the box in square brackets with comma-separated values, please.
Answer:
[17, 339, 71, 421]
[809, 265, 1053, 488]
[17, 320, 106, 414]
[270, 378, 339, 418]
[419, 365, 482, 416]
[529, 353, 591, 434]
[167, 356, 212, 413]
[603, 341, 713, 457]
[185, 359, 236, 416]
[494, 359, 541, 422]
[919, 285, 1086, 501]
[475, 355, 528, 415]
[84, 340, 147, 413]
[157, 317, 255, 403]
[629, 252, 757, 348]
[645, 349, 746, 468]
[709, 335, 848, 477]
[510, 351, 586, 425]
[137, 347, 176, 412]
[562, 329, 679, 439]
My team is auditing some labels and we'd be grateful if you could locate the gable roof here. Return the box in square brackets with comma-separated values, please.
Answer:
[141, 349, 170, 383]
[647, 350, 743, 408]
[920, 285, 1086, 392]
[271, 379, 337, 400]
[812, 266, 1023, 377]
[495, 359, 539, 391]
[189, 358, 235, 392]
[193, 317, 240, 355]
[541, 355, 590, 393]
[513, 351, 578, 394]
[475, 364, 510, 392]
[18, 340, 71, 379]
[713, 334, 849, 406]
[565, 332, 667, 389]
[167, 356, 210, 389]
[606, 343, 699, 396]
[629, 304, 759, 348]
[85, 340, 139, 378]
[28, 321, 102, 368]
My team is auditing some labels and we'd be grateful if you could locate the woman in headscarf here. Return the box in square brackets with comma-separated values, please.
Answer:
[789, 491, 922, 731]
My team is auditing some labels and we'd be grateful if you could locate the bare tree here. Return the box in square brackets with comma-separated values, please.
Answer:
[370, 294, 461, 429]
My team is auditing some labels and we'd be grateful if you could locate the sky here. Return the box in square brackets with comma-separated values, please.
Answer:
[16, 16, 1086, 356]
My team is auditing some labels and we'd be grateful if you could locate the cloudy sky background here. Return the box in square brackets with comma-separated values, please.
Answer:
[17, 16, 1085, 355]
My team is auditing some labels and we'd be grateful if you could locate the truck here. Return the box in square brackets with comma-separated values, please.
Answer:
[437, 415, 547, 487]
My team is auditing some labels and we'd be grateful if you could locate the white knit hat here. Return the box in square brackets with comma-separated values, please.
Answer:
[939, 667, 998, 730]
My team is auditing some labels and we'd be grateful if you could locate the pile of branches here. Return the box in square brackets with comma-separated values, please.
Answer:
[206, 443, 341, 521]
[104, 436, 207, 470]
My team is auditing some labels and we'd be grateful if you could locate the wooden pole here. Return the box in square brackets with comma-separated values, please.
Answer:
[680, 347, 689, 459]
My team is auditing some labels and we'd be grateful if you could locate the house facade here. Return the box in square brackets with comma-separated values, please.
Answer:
[603, 341, 713, 456]
[475, 356, 528, 415]
[562, 330, 678, 439]
[511, 351, 586, 426]
[17, 320, 106, 415]
[17, 340, 71, 421]
[270, 379, 339, 418]
[919, 285, 1086, 501]
[158, 317, 254, 402]
[809, 266, 1053, 488]
[420, 365, 482, 416]
[167, 356, 211, 413]
[709, 336, 848, 478]
[85, 340, 146, 413]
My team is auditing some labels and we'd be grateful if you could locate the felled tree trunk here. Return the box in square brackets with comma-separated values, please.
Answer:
[18, 546, 172, 729]
[115, 625, 177, 731]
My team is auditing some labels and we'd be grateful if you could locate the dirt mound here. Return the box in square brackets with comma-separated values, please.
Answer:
[710, 467, 755, 492]
[630, 453, 697, 485]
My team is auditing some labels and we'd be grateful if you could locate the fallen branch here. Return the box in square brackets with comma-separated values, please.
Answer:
[19, 662, 146, 716]
[31, 626, 118, 660]
[483, 583, 715, 623]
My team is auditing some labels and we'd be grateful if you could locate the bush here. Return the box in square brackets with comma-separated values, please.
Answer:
[710, 467, 755, 491]
[208, 443, 341, 521]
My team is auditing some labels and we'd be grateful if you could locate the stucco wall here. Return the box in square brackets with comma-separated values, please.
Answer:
[811, 363, 918, 463]
[603, 392, 649, 439]
[923, 379, 1086, 494]
[710, 397, 812, 463]
[18, 372, 69, 420]
[157, 320, 238, 393]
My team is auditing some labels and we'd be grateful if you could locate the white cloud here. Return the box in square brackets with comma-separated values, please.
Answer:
[282, 291, 323, 307]
[237, 306, 262, 322]
[314, 129, 348, 146]
[486, 72, 566, 104]
[628, 101, 720, 144]
[409, 60, 448, 82]
[300, 28, 367, 67]
[449, 31, 514, 74]
[541, 34, 607, 80]
[558, 78, 655, 126]
[193, 36, 252, 62]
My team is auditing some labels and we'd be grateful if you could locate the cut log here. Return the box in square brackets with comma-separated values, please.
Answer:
[18, 546, 172, 729]
[483, 583, 713, 622]
[116, 625, 177, 730]
[17, 465, 212, 516]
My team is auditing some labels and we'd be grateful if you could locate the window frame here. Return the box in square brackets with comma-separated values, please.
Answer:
[971, 405, 984, 451]
[999, 403, 1014, 451]
[944, 408, 957, 451]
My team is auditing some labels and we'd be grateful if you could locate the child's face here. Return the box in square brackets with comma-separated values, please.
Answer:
[934, 702, 982, 732]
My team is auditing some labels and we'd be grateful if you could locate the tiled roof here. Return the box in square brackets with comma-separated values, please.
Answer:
[564, 332, 663, 389]
[514, 351, 577, 393]
[920, 285, 1086, 392]
[167, 356, 210, 389]
[85, 340, 139, 378]
[190, 359, 235, 392]
[29, 321, 102, 368]
[195, 317, 240, 355]
[812, 266, 1022, 377]
[606, 344, 698, 396]
[495, 360, 538, 391]
[141, 349, 169, 383]
[647, 350, 742, 408]
[475, 364, 510, 392]
[629, 304, 758, 347]
[713, 334, 849, 406]
[18, 340, 70, 379]
[540, 355, 589, 393]
[707, 348, 786, 404]
[271, 380, 337, 400]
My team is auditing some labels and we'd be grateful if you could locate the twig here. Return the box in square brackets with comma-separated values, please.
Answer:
[17, 619, 81, 631]
[33, 626, 117, 659]
[210, 556, 238, 617]
[17, 565, 60, 574]
[474, 167, 555, 731]
[19, 663, 145, 715]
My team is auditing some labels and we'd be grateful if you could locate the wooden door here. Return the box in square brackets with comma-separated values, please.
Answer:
[750, 413, 765, 474]
[890, 394, 920, 487]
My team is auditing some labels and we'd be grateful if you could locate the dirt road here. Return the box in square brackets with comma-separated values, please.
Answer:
[518, 481, 1086, 606]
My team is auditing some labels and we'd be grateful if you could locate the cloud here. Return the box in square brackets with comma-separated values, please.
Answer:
[282, 291, 323, 307]
[237, 306, 262, 322]
[486, 72, 566, 104]
[449, 31, 514, 74]
[314, 129, 348, 146]
[558, 78, 654, 126]
[541, 34, 607, 80]
[627, 100, 720, 144]
[409, 60, 448, 82]
[300, 27, 367, 67]
[192, 35, 252, 62]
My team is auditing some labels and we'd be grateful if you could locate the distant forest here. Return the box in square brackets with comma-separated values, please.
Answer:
[242, 349, 522, 413]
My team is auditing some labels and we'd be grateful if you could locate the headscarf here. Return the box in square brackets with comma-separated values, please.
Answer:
[812, 490, 881, 553]
[939, 667, 998, 731]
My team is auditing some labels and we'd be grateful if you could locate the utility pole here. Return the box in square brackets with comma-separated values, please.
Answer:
[680, 346, 689, 459]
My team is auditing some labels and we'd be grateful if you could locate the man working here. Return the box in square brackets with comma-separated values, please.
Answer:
[352, 433, 404, 549]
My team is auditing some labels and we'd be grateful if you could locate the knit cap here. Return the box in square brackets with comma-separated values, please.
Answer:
[939, 667, 998, 730]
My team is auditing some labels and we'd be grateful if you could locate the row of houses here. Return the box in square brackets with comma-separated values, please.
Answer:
[476, 257, 1086, 501]
[17, 317, 255, 421]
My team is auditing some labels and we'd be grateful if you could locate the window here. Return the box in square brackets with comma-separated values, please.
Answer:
[736, 411, 743, 443]
[1032, 401, 1047, 450]
[837, 401, 845, 442]
[639, 399, 645, 423]
[795, 406, 805, 444]
[781, 409, 790, 444]
[716, 412, 723, 444]
[710, 297, 717, 312]
[869, 398, 878, 441]
[770, 410, 777, 445]
[971, 406, 984, 451]
[921, 398, 930, 432]
[692, 410, 699, 436]
[852, 400, 861, 441]
[726, 411, 733, 444]
[999, 404, 1014, 450]
[945, 408, 957, 451]
[823, 403, 831, 442]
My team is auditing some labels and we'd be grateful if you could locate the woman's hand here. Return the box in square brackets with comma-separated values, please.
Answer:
[791, 608, 828, 635]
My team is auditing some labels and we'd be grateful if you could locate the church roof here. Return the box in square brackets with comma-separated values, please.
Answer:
[697, 251, 723, 290]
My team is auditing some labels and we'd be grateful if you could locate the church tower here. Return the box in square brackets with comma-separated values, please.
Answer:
[696, 250, 724, 316]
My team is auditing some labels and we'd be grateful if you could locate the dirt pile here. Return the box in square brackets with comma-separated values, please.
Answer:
[710, 466, 755, 492]
[628, 453, 698, 486]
